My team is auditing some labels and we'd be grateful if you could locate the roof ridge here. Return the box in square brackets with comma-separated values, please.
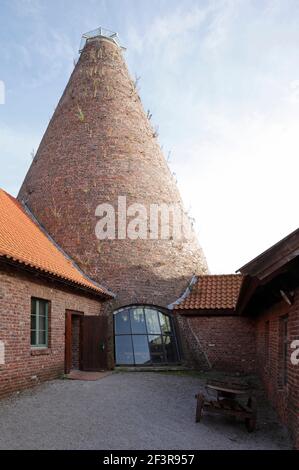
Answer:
[197, 273, 243, 277]
[168, 275, 198, 310]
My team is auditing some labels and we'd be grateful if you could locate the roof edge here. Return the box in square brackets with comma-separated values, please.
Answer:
[168, 275, 198, 310]
[237, 228, 299, 274]
[0, 255, 112, 299]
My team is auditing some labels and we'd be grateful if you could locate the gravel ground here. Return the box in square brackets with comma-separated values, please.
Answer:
[0, 372, 292, 450]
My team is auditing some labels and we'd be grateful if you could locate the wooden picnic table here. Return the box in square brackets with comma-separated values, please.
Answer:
[195, 379, 257, 432]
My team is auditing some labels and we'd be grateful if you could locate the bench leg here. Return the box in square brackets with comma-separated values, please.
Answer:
[246, 396, 257, 432]
[195, 393, 205, 423]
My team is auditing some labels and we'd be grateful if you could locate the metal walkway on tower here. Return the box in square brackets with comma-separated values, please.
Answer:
[79, 27, 126, 52]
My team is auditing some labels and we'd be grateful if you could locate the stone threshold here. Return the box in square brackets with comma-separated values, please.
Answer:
[115, 365, 190, 373]
[65, 370, 112, 381]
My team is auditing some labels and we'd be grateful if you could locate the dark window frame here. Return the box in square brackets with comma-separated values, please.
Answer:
[114, 306, 180, 366]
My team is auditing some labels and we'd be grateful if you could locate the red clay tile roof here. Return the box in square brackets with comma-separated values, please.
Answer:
[172, 274, 244, 311]
[0, 189, 113, 298]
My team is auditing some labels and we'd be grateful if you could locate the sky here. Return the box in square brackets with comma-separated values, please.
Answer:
[0, 0, 299, 274]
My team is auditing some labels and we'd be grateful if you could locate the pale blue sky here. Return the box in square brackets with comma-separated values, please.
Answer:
[0, 0, 299, 273]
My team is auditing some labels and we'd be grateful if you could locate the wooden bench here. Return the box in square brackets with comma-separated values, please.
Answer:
[195, 380, 257, 432]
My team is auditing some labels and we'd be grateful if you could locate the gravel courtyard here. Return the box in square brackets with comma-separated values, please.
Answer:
[0, 372, 292, 450]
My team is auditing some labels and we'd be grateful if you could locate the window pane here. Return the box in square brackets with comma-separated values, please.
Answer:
[115, 336, 134, 364]
[145, 309, 161, 334]
[38, 301, 47, 317]
[148, 335, 165, 363]
[31, 315, 36, 330]
[163, 335, 178, 363]
[31, 330, 36, 346]
[130, 308, 146, 334]
[38, 330, 46, 346]
[132, 335, 151, 365]
[114, 310, 131, 334]
[159, 313, 171, 334]
[31, 299, 37, 316]
[39, 315, 46, 331]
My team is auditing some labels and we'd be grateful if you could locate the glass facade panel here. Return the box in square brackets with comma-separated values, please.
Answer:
[163, 335, 178, 363]
[115, 336, 134, 364]
[130, 308, 146, 334]
[145, 309, 160, 334]
[114, 309, 131, 335]
[114, 307, 179, 366]
[159, 312, 171, 334]
[148, 335, 164, 363]
[132, 335, 151, 364]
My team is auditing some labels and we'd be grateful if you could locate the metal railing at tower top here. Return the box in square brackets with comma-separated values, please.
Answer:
[79, 27, 126, 53]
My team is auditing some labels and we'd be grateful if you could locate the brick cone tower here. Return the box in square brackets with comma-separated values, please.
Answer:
[18, 29, 208, 309]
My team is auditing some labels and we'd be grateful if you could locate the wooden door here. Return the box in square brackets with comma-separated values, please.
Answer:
[81, 316, 108, 371]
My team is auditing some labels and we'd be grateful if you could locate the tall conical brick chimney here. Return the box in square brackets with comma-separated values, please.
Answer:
[18, 29, 208, 309]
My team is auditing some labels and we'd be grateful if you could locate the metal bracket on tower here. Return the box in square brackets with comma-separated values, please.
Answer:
[79, 27, 126, 53]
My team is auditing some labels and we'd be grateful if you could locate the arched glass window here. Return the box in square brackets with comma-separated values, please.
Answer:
[114, 306, 179, 366]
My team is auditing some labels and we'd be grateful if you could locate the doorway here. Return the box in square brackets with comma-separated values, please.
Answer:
[65, 310, 109, 374]
[65, 310, 83, 374]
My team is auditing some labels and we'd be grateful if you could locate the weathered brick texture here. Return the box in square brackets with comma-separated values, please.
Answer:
[176, 313, 256, 373]
[71, 316, 80, 370]
[18, 37, 208, 311]
[255, 291, 299, 449]
[0, 263, 105, 398]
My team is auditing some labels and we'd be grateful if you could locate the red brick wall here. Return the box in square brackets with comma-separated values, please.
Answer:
[0, 264, 104, 398]
[176, 313, 256, 373]
[255, 292, 299, 449]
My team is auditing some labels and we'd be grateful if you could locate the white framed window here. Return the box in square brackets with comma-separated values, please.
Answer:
[31, 298, 49, 348]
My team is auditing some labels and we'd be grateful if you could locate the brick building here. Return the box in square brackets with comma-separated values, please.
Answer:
[0, 189, 113, 398]
[169, 274, 256, 374]
[238, 229, 299, 449]
[0, 29, 298, 448]
[170, 231, 299, 448]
